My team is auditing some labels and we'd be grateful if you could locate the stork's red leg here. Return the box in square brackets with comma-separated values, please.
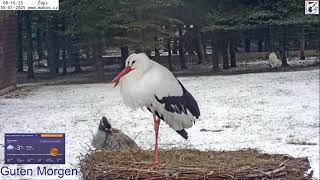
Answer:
[145, 115, 161, 168]
[153, 115, 160, 165]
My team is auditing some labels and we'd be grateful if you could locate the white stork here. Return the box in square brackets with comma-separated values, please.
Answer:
[269, 52, 282, 68]
[111, 53, 200, 166]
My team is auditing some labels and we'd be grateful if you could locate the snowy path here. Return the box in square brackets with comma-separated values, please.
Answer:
[1, 69, 319, 179]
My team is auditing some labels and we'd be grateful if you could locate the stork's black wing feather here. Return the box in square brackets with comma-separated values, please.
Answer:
[148, 79, 200, 140]
[176, 129, 188, 140]
[178, 80, 200, 118]
[147, 106, 189, 139]
[155, 80, 200, 118]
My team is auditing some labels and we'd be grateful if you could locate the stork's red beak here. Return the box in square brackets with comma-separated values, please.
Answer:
[112, 66, 133, 87]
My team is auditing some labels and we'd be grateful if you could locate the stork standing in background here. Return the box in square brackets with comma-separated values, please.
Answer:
[112, 53, 200, 166]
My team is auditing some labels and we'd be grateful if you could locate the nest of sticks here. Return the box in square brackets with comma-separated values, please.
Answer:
[80, 148, 313, 180]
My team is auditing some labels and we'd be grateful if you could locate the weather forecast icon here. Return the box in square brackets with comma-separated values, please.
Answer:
[305, 0, 319, 14]
[6, 145, 14, 150]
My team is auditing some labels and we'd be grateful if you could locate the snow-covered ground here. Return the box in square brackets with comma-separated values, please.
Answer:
[1, 69, 319, 179]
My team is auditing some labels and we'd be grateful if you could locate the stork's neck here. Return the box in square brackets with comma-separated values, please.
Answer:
[119, 60, 154, 109]
[125, 61, 152, 81]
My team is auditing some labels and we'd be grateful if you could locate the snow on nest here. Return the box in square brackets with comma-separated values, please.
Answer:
[0, 69, 319, 179]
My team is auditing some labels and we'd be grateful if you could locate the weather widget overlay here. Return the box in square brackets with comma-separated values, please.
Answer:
[4, 133, 65, 164]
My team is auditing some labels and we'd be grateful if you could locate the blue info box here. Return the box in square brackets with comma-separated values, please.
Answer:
[4, 133, 65, 164]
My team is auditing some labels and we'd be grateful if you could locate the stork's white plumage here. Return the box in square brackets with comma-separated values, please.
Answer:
[112, 53, 200, 166]
[269, 52, 282, 68]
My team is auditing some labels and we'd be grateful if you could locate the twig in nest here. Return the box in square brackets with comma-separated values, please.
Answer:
[257, 166, 286, 177]
[279, 158, 290, 167]
[133, 131, 142, 141]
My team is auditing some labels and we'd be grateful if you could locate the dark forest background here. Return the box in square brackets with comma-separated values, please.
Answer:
[15, 0, 320, 80]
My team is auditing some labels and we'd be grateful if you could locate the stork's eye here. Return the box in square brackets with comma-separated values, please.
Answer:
[132, 61, 136, 65]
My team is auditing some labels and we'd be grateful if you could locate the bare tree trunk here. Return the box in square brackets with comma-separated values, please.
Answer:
[93, 44, 104, 81]
[60, 21, 67, 75]
[74, 49, 81, 73]
[120, 46, 129, 70]
[155, 48, 160, 61]
[269, 25, 275, 52]
[167, 38, 174, 71]
[222, 40, 229, 69]
[203, 44, 207, 61]
[55, 47, 59, 74]
[299, 26, 305, 60]
[211, 38, 219, 70]
[196, 32, 205, 64]
[36, 27, 44, 63]
[202, 32, 208, 61]
[230, 39, 236, 67]
[62, 47, 67, 75]
[172, 37, 178, 54]
[280, 26, 289, 67]
[84, 47, 90, 59]
[264, 39, 270, 52]
[16, 11, 24, 72]
[154, 37, 160, 61]
[178, 27, 187, 69]
[244, 38, 250, 52]
[25, 12, 34, 78]
[258, 40, 263, 52]
[46, 29, 57, 78]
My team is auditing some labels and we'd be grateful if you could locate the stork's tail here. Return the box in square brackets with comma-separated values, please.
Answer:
[176, 129, 188, 140]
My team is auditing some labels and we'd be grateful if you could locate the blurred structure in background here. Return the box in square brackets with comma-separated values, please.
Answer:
[0, 12, 16, 95]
